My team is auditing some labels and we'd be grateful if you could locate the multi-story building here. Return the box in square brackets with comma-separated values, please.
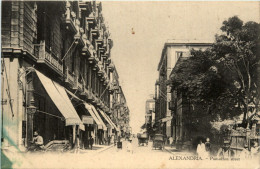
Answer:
[155, 40, 211, 140]
[145, 98, 155, 125]
[109, 67, 130, 138]
[145, 97, 155, 138]
[1, 1, 129, 151]
[168, 40, 212, 143]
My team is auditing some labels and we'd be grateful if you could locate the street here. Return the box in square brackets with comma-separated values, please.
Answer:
[4, 137, 258, 169]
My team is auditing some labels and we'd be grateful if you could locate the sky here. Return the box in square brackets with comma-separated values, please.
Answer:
[101, 1, 260, 134]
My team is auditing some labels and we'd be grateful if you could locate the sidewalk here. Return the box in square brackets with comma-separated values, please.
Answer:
[164, 145, 194, 155]
[77, 143, 115, 154]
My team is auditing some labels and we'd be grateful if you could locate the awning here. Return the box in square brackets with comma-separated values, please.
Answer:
[161, 116, 173, 123]
[36, 70, 84, 131]
[65, 89, 107, 131]
[99, 109, 120, 132]
[90, 105, 107, 131]
[98, 109, 114, 129]
[84, 103, 103, 129]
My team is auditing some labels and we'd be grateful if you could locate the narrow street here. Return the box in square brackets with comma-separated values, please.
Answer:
[1, 1, 260, 169]
[6, 137, 258, 169]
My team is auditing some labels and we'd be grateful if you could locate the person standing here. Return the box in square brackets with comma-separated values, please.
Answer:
[111, 134, 115, 146]
[217, 141, 234, 158]
[126, 140, 133, 154]
[108, 135, 111, 145]
[89, 135, 94, 150]
[205, 138, 211, 157]
[240, 144, 250, 160]
[251, 141, 260, 158]
[169, 137, 173, 148]
[197, 140, 206, 159]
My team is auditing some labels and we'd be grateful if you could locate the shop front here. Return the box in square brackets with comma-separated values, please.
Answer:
[30, 70, 84, 149]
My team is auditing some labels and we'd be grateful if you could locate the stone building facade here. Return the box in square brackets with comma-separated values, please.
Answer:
[155, 40, 211, 140]
[1, 1, 129, 151]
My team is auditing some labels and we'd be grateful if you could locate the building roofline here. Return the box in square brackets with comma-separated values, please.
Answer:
[157, 40, 213, 71]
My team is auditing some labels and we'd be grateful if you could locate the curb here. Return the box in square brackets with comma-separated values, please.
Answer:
[164, 147, 174, 154]
[96, 144, 115, 154]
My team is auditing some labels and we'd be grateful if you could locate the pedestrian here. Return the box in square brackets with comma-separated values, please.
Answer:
[28, 131, 44, 152]
[196, 140, 207, 159]
[126, 140, 133, 154]
[169, 137, 173, 148]
[250, 141, 260, 158]
[108, 135, 111, 145]
[74, 134, 80, 153]
[240, 144, 250, 160]
[205, 138, 211, 157]
[111, 134, 115, 145]
[89, 135, 94, 150]
[217, 140, 234, 158]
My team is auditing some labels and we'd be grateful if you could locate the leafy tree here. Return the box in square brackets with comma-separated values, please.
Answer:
[170, 16, 260, 127]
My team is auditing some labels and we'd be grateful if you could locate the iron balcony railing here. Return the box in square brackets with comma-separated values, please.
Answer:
[34, 41, 63, 74]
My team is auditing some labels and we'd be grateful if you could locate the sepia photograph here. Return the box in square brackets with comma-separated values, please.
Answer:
[1, 0, 260, 168]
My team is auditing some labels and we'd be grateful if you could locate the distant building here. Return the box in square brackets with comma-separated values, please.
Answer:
[155, 39, 212, 139]
[145, 98, 155, 125]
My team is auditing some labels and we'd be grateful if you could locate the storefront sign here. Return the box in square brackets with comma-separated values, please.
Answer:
[82, 115, 94, 124]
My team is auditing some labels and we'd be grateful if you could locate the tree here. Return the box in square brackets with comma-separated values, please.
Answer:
[170, 16, 260, 127]
[212, 16, 260, 125]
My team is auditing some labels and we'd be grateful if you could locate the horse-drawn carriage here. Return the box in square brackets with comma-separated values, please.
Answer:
[152, 134, 165, 150]
[137, 133, 148, 146]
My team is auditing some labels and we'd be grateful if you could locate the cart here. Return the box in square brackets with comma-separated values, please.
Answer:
[152, 134, 164, 150]
[137, 133, 148, 146]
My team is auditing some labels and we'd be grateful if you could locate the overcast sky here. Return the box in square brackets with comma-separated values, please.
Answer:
[101, 1, 260, 134]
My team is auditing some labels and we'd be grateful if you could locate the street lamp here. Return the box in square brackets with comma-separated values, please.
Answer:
[27, 98, 37, 114]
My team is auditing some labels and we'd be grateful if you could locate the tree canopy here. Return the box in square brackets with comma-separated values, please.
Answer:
[170, 16, 260, 126]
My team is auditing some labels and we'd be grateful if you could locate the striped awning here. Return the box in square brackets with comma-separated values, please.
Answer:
[36, 70, 84, 131]
[98, 109, 119, 131]
[84, 103, 103, 129]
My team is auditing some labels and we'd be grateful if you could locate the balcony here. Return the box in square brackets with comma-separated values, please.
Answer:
[86, 12, 97, 27]
[74, 34, 85, 47]
[104, 75, 109, 85]
[92, 94, 99, 105]
[108, 82, 114, 94]
[97, 63, 104, 76]
[101, 53, 108, 60]
[79, 1, 92, 12]
[88, 46, 99, 65]
[34, 41, 63, 75]
[96, 100, 101, 107]
[108, 62, 115, 72]
[75, 77, 84, 91]
[87, 91, 94, 102]
[80, 87, 90, 98]
[108, 39, 113, 49]
[62, 3, 77, 34]
[95, 39, 103, 48]
[90, 28, 99, 39]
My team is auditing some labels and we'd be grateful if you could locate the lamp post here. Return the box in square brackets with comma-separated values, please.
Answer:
[27, 98, 37, 146]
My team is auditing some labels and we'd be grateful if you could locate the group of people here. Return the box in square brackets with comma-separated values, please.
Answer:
[238, 141, 260, 159]
[196, 137, 260, 159]
[196, 138, 211, 159]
